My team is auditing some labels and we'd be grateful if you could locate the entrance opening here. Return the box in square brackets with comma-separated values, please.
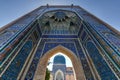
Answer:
[47, 52, 75, 80]
[55, 70, 64, 80]
[33, 45, 85, 80]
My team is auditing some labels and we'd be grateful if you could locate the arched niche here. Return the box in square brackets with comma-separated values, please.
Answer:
[55, 69, 64, 80]
[33, 45, 86, 80]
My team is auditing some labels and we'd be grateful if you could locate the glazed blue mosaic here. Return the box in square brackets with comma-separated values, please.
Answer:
[25, 39, 94, 80]
[0, 5, 119, 80]
[1, 41, 33, 80]
[86, 41, 117, 80]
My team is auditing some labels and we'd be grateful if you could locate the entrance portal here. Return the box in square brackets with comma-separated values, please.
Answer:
[55, 70, 64, 80]
[0, 5, 119, 80]
[34, 45, 85, 80]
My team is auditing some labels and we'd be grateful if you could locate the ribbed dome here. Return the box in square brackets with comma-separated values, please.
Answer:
[53, 55, 66, 64]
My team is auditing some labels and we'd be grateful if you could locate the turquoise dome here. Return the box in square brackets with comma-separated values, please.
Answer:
[54, 55, 66, 64]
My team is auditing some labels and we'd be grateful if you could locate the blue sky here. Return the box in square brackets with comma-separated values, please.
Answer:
[0, 0, 120, 31]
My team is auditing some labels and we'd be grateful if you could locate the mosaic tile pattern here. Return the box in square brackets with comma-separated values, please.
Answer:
[1, 40, 33, 80]
[105, 33, 120, 50]
[75, 40, 94, 80]
[0, 6, 119, 80]
[0, 7, 45, 50]
[25, 39, 94, 80]
[86, 41, 117, 80]
[74, 7, 120, 54]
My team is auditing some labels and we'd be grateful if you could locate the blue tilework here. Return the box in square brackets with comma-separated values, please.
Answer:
[42, 35, 77, 38]
[105, 33, 120, 51]
[78, 24, 84, 37]
[75, 40, 94, 80]
[43, 42, 77, 54]
[1, 6, 119, 80]
[75, 7, 120, 54]
[25, 39, 45, 80]
[1, 40, 33, 80]
[81, 31, 87, 41]
[0, 7, 45, 51]
[86, 41, 117, 80]
[25, 39, 94, 80]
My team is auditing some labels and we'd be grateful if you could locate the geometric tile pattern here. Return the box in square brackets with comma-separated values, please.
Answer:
[0, 5, 119, 80]
[1, 40, 33, 80]
[86, 41, 117, 80]
[25, 38, 94, 80]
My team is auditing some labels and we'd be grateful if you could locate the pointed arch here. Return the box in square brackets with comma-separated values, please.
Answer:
[33, 45, 86, 80]
[54, 69, 64, 80]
